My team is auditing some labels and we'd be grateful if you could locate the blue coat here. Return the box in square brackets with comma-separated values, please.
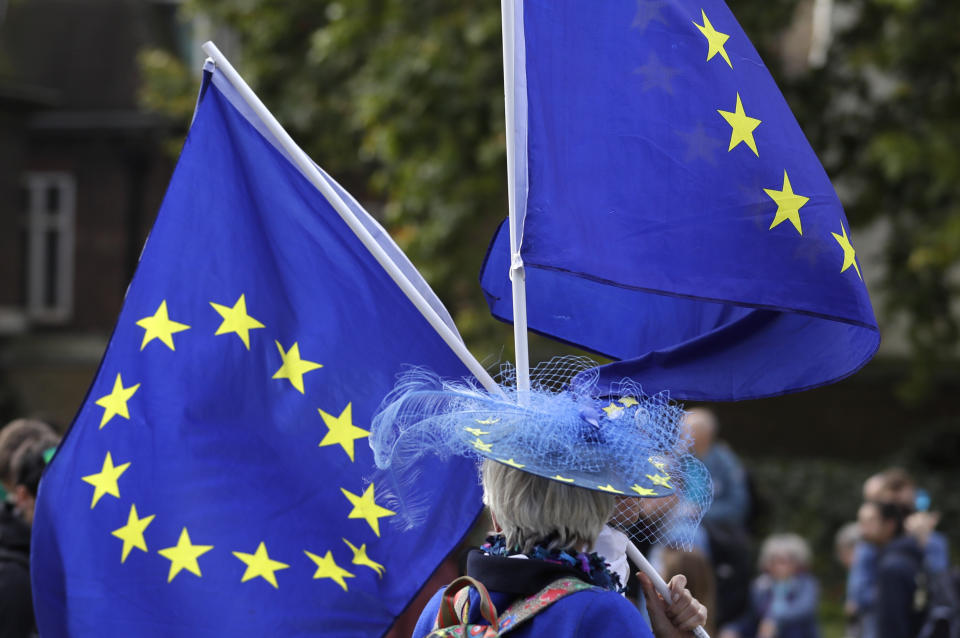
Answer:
[874, 535, 925, 638]
[412, 551, 654, 638]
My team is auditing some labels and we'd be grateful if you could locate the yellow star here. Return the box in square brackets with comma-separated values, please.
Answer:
[340, 484, 396, 537]
[304, 549, 355, 591]
[647, 473, 673, 488]
[632, 484, 659, 497]
[618, 396, 639, 407]
[82, 451, 130, 508]
[210, 294, 265, 350]
[693, 9, 732, 68]
[551, 475, 576, 483]
[648, 457, 668, 472]
[111, 503, 155, 563]
[272, 341, 322, 394]
[718, 93, 761, 156]
[602, 403, 624, 418]
[342, 538, 385, 577]
[232, 542, 290, 589]
[765, 170, 809, 235]
[832, 222, 862, 279]
[318, 403, 370, 462]
[597, 484, 625, 494]
[157, 527, 214, 582]
[136, 300, 190, 351]
[498, 458, 525, 469]
[95, 373, 140, 429]
[475, 418, 500, 425]
[471, 438, 493, 453]
[464, 427, 489, 437]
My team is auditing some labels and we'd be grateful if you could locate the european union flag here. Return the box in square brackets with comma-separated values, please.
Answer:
[481, 0, 880, 400]
[32, 60, 482, 636]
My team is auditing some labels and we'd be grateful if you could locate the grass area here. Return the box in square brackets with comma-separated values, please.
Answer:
[820, 598, 846, 638]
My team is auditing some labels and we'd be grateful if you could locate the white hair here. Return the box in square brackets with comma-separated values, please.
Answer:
[834, 522, 859, 552]
[481, 460, 616, 554]
[759, 533, 812, 570]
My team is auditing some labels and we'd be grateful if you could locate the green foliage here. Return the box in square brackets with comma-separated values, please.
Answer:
[139, 0, 513, 359]
[137, 0, 960, 386]
[787, 0, 960, 400]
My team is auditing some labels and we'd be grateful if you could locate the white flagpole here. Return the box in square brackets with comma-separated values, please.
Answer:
[626, 543, 711, 638]
[201, 41, 504, 399]
[500, 0, 531, 401]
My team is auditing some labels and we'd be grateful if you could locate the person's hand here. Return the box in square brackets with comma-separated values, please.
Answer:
[638, 572, 708, 637]
[904, 511, 940, 547]
[757, 618, 777, 638]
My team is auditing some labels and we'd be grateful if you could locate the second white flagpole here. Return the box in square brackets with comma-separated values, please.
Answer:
[500, 0, 531, 402]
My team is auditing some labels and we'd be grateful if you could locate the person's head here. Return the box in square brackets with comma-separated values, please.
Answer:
[878, 467, 916, 508]
[481, 459, 616, 553]
[681, 408, 717, 458]
[834, 521, 859, 569]
[857, 500, 909, 546]
[862, 472, 887, 503]
[759, 533, 811, 580]
[0, 419, 56, 494]
[10, 435, 57, 526]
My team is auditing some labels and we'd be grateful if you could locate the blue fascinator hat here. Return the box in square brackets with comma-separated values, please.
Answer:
[370, 357, 712, 548]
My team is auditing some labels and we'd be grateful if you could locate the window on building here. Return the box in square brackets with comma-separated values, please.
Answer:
[21, 172, 76, 323]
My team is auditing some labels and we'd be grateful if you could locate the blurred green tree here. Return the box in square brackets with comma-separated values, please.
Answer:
[790, 0, 960, 401]
[140, 0, 512, 361]
[139, 0, 959, 394]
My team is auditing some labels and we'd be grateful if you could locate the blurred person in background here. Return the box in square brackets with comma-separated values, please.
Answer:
[846, 468, 953, 638]
[834, 522, 861, 638]
[683, 408, 750, 529]
[683, 408, 753, 627]
[0, 419, 56, 497]
[835, 522, 859, 572]
[719, 533, 820, 638]
[846, 472, 886, 636]
[879, 469, 949, 574]
[861, 471, 886, 504]
[10, 435, 59, 527]
[856, 500, 924, 638]
[0, 419, 58, 638]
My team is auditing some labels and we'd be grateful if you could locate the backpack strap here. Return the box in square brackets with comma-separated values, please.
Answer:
[434, 576, 500, 634]
[495, 577, 598, 635]
[430, 575, 598, 637]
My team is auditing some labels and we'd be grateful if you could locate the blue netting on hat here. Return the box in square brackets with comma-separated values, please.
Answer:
[369, 356, 712, 549]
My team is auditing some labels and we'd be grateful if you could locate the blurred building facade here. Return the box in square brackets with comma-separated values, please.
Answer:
[0, 0, 181, 426]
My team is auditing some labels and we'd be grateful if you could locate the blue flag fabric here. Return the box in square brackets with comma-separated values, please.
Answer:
[32, 66, 481, 636]
[481, 0, 880, 400]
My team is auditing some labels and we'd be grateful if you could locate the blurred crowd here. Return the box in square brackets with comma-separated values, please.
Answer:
[641, 408, 959, 638]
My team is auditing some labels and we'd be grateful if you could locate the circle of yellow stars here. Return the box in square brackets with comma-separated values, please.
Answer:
[688, 6, 862, 279]
[84, 292, 392, 591]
